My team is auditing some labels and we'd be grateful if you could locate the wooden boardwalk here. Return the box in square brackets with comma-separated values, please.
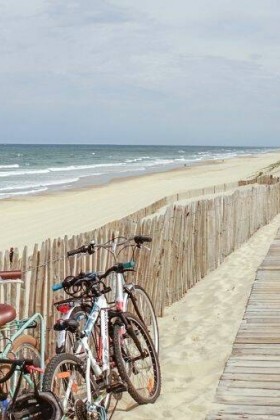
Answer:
[207, 229, 280, 419]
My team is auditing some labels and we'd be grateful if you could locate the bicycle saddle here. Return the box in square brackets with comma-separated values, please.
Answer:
[0, 304, 16, 327]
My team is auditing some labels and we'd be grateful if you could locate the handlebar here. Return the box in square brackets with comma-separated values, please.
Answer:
[67, 235, 152, 257]
[99, 261, 136, 280]
[52, 272, 97, 293]
[52, 283, 63, 292]
[67, 243, 95, 257]
[52, 272, 105, 299]
[133, 236, 152, 244]
[52, 261, 135, 295]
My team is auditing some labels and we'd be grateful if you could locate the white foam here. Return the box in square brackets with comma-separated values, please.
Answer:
[0, 169, 50, 177]
[143, 159, 174, 167]
[0, 187, 48, 199]
[0, 164, 20, 169]
[125, 156, 152, 163]
[0, 178, 79, 192]
[48, 163, 125, 172]
[118, 167, 146, 173]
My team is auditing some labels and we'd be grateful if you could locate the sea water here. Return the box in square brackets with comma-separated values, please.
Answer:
[0, 144, 276, 199]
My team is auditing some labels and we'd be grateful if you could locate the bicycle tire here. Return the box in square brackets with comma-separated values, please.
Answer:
[42, 353, 88, 419]
[113, 312, 161, 405]
[10, 335, 41, 394]
[43, 353, 112, 418]
[125, 285, 159, 353]
[54, 306, 116, 415]
[5, 390, 63, 420]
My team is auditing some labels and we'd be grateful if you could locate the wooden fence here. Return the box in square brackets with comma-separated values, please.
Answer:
[0, 175, 280, 354]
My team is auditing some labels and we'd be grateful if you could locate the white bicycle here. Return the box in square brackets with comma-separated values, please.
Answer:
[53, 235, 159, 356]
[45, 269, 161, 418]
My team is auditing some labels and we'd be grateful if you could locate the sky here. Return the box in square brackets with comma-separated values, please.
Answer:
[0, 0, 280, 146]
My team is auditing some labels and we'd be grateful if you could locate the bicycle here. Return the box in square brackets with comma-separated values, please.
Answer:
[44, 269, 161, 418]
[0, 271, 45, 395]
[53, 235, 159, 355]
[0, 357, 62, 419]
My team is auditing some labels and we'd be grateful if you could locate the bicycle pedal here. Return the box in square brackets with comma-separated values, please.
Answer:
[107, 381, 127, 394]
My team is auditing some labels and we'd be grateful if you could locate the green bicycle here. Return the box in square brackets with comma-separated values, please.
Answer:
[0, 270, 46, 397]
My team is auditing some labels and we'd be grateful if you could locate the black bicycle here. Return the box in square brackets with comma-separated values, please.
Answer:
[0, 358, 62, 419]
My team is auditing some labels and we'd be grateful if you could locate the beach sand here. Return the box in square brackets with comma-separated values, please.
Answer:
[1, 151, 280, 252]
[2, 150, 280, 419]
[114, 213, 280, 420]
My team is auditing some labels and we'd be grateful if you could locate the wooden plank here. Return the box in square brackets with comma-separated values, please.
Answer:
[236, 333, 280, 338]
[207, 414, 280, 419]
[219, 379, 280, 390]
[233, 348, 280, 356]
[221, 372, 280, 382]
[224, 366, 280, 374]
[240, 325, 280, 330]
[216, 394, 280, 406]
[235, 337, 280, 344]
[230, 354, 280, 360]
[227, 359, 280, 367]
[217, 387, 280, 398]
[207, 405, 280, 419]
[233, 343, 280, 354]
[244, 312, 280, 317]
[206, 412, 279, 420]
[244, 319, 280, 323]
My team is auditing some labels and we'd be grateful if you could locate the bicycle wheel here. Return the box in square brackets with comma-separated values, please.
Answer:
[43, 353, 112, 419]
[113, 312, 161, 405]
[43, 353, 88, 419]
[125, 285, 159, 353]
[10, 334, 41, 394]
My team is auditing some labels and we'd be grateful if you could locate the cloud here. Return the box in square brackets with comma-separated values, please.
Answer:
[0, 0, 280, 145]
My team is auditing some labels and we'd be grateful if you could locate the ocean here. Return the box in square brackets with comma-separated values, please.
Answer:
[0, 144, 276, 199]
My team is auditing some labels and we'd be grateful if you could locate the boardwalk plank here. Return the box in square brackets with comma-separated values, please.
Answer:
[219, 380, 280, 390]
[224, 366, 280, 374]
[221, 373, 280, 382]
[216, 394, 280, 406]
[209, 404, 280, 414]
[227, 359, 280, 367]
[217, 387, 280, 398]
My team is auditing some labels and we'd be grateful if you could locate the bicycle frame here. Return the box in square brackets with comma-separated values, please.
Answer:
[0, 280, 46, 389]
[56, 273, 128, 349]
[55, 272, 146, 354]
[61, 294, 110, 414]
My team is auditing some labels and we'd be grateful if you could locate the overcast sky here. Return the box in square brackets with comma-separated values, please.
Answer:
[0, 0, 280, 146]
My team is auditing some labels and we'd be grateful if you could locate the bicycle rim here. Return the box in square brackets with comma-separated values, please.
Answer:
[113, 312, 161, 404]
[43, 353, 88, 419]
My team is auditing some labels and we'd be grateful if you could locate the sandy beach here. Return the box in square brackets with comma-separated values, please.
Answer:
[1, 150, 280, 419]
[1, 151, 280, 253]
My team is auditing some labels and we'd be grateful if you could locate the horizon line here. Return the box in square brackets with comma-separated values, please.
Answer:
[0, 143, 277, 149]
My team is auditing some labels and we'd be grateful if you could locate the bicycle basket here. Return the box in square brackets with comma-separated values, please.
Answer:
[5, 391, 63, 420]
